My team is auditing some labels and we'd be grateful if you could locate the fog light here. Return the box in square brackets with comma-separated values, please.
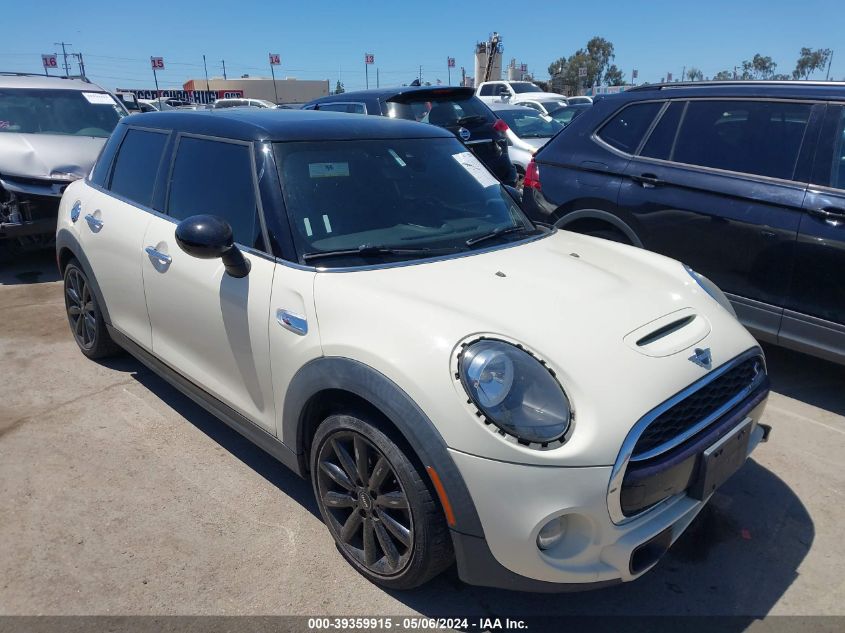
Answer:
[536, 515, 568, 550]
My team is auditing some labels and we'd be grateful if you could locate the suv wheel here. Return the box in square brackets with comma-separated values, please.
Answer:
[311, 413, 453, 589]
[63, 259, 121, 359]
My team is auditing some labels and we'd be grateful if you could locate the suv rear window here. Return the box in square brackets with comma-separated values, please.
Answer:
[670, 100, 812, 180]
[387, 94, 494, 126]
[597, 102, 663, 154]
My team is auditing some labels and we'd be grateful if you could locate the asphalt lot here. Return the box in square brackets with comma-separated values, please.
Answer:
[1, 251, 844, 617]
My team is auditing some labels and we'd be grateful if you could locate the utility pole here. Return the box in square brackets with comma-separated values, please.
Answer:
[681, 66, 686, 82]
[203, 54, 210, 93]
[826, 51, 834, 81]
[54, 42, 71, 77]
[71, 52, 86, 78]
[419, 65, 422, 84]
[376, 67, 379, 88]
[221, 59, 227, 80]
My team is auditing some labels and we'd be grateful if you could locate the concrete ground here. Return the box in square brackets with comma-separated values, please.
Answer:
[1, 251, 843, 617]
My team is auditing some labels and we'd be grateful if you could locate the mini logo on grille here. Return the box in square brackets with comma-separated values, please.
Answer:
[689, 347, 712, 369]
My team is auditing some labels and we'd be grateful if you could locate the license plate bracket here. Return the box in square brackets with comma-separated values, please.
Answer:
[689, 418, 753, 500]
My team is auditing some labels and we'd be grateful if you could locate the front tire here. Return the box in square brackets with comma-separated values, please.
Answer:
[63, 258, 121, 359]
[311, 413, 453, 589]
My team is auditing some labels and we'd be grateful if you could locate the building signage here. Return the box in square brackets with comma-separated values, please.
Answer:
[117, 89, 244, 104]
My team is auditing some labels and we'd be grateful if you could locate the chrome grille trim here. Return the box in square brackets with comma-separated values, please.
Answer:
[606, 348, 766, 525]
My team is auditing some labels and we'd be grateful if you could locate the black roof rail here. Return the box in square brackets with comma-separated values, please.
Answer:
[0, 71, 91, 82]
[628, 80, 845, 92]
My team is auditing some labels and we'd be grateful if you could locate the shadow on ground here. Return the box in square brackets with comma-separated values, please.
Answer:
[0, 250, 60, 286]
[761, 342, 845, 417]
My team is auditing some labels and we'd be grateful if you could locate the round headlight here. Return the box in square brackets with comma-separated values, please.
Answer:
[459, 340, 572, 445]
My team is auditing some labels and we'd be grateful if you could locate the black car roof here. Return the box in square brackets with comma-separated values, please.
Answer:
[614, 80, 845, 102]
[120, 108, 454, 142]
[307, 85, 475, 105]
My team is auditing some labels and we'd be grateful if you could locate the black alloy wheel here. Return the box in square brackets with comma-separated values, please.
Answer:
[316, 430, 414, 576]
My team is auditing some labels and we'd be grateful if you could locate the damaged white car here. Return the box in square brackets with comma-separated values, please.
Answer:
[0, 73, 126, 259]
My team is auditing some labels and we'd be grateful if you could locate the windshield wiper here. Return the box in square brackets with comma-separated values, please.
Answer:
[465, 225, 528, 248]
[302, 244, 457, 263]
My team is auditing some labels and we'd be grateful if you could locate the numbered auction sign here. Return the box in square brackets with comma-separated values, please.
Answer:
[150, 57, 165, 70]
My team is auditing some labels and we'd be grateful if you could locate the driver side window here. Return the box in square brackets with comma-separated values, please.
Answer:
[166, 136, 264, 251]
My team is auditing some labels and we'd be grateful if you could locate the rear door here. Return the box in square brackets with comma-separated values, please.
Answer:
[618, 98, 820, 341]
[782, 103, 845, 361]
[80, 126, 170, 349]
[141, 134, 277, 433]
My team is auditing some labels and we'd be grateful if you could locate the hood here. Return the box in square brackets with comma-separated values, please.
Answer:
[313, 231, 759, 466]
[0, 133, 106, 181]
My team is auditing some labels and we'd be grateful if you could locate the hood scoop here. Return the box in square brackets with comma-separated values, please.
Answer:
[624, 308, 710, 357]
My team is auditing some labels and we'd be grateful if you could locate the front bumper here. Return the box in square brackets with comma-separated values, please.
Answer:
[1, 217, 57, 238]
[449, 404, 769, 591]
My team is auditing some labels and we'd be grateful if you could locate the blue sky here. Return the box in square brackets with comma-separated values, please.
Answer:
[2, 0, 841, 91]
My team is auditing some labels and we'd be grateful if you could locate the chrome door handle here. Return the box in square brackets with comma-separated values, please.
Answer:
[145, 246, 172, 265]
[276, 309, 308, 336]
[84, 213, 103, 231]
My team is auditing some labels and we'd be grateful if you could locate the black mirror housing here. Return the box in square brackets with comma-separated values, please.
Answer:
[175, 214, 251, 278]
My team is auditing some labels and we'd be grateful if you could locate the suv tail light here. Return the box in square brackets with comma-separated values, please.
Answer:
[524, 159, 541, 190]
[492, 118, 509, 133]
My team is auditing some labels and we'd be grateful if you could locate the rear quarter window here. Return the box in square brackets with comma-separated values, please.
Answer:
[597, 101, 663, 154]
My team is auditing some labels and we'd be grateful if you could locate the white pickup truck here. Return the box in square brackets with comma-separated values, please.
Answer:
[475, 80, 567, 104]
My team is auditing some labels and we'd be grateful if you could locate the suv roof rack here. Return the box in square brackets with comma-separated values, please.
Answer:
[628, 80, 845, 92]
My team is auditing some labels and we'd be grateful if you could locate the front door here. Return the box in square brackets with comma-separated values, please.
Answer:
[782, 103, 845, 362]
[141, 135, 277, 433]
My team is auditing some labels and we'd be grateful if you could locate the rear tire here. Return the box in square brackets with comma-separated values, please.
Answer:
[63, 258, 122, 359]
[311, 413, 453, 590]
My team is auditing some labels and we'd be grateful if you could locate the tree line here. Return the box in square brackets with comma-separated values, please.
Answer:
[544, 39, 835, 93]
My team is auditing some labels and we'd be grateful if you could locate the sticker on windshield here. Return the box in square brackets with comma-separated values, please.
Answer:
[82, 92, 116, 105]
[309, 162, 350, 178]
[452, 151, 499, 188]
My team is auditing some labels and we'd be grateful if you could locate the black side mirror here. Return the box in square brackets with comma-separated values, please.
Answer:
[175, 214, 251, 278]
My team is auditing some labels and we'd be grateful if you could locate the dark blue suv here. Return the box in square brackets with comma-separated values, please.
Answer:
[522, 81, 845, 365]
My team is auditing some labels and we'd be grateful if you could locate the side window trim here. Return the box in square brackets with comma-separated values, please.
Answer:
[164, 132, 272, 255]
[633, 100, 670, 155]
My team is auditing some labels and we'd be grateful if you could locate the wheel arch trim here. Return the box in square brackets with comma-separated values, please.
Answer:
[555, 208, 644, 247]
[56, 229, 112, 325]
[283, 356, 485, 537]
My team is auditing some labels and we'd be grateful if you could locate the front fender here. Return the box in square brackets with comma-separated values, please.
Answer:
[283, 356, 484, 537]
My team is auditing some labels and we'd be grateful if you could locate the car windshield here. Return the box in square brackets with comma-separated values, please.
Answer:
[496, 109, 563, 139]
[274, 137, 539, 267]
[0, 88, 126, 137]
[510, 82, 543, 94]
[548, 104, 590, 127]
[387, 95, 494, 127]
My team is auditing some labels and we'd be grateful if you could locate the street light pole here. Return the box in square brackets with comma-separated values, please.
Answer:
[203, 54, 210, 93]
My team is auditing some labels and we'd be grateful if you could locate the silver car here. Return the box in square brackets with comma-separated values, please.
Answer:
[487, 102, 563, 188]
[0, 73, 127, 257]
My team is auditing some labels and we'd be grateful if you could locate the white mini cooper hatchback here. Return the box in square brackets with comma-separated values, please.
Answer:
[57, 109, 770, 591]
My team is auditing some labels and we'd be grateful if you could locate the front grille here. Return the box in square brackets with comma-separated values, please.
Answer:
[632, 355, 763, 459]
